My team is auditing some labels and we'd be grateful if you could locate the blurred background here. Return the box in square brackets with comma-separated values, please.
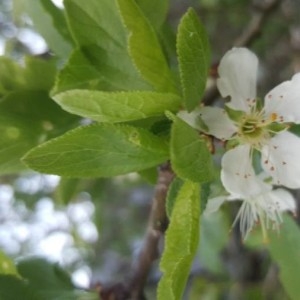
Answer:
[1, 0, 300, 299]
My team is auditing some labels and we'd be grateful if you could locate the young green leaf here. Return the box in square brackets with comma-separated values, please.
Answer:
[170, 115, 214, 183]
[54, 90, 181, 123]
[22, 123, 169, 177]
[51, 49, 107, 95]
[25, 0, 73, 58]
[64, 0, 149, 91]
[177, 8, 210, 111]
[135, 0, 169, 30]
[268, 215, 300, 300]
[166, 177, 184, 218]
[158, 181, 200, 300]
[117, 0, 178, 93]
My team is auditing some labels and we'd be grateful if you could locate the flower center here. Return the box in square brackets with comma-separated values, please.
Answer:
[238, 113, 269, 148]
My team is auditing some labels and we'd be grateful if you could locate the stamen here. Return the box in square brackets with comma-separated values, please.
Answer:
[271, 113, 277, 122]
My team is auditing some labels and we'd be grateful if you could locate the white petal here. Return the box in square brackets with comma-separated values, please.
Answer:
[264, 73, 300, 123]
[221, 145, 271, 198]
[217, 48, 258, 113]
[267, 189, 296, 213]
[200, 107, 237, 140]
[261, 131, 300, 188]
[177, 108, 202, 130]
[204, 196, 227, 215]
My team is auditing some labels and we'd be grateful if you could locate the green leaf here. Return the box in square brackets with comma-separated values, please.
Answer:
[166, 177, 184, 218]
[158, 181, 200, 300]
[0, 57, 25, 95]
[177, 8, 210, 111]
[25, 0, 73, 58]
[117, 0, 177, 93]
[54, 90, 181, 122]
[0, 275, 41, 300]
[0, 251, 18, 276]
[55, 177, 81, 205]
[17, 258, 74, 292]
[17, 258, 98, 300]
[135, 0, 169, 30]
[0, 91, 78, 174]
[138, 167, 158, 184]
[0, 56, 56, 96]
[170, 115, 214, 182]
[51, 49, 107, 95]
[64, 0, 149, 91]
[199, 211, 229, 273]
[22, 123, 169, 177]
[268, 215, 300, 300]
[22, 56, 56, 91]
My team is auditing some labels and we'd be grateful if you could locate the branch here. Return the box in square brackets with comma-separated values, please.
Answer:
[99, 163, 175, 300]
[127, 162, 175, 299]
[234, 0, 282, 47]
[203, 0, 282, 105]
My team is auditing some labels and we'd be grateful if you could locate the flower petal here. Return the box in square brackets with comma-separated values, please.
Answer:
[217, 48, 258, 113]
[267, 189, 296, 213]
[204, 196, 227, 215]
[177, 108, 202, 129]
[261, 131, 300, 188]
[221, 145, 271, 198]
[264, 73, 300, 123]
[200, 107, 237, 140]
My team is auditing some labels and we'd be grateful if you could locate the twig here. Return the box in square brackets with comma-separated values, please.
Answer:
[234, 0, 282, 47]
[99, 163, 175, 300]
[203, 0, 282, 105]
[127, 162, 175, 299]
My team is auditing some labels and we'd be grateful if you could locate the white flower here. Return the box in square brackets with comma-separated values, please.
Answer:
[204, 184, 296, 240]
[200, 47, 300, 190]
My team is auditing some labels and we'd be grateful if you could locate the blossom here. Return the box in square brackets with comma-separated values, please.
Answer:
[199, 47, 300, 190]
[208, 145, 297, 240]
[204, 180, 296, 240]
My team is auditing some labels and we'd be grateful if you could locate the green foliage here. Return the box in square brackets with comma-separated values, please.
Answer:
[3, 0, 287, 299]
[166, 177, 184, 218]
[135, 0, 169, 30]
[0, 90, 77, 174]
[177, 8, 210, 111]
[64, 0, 149, 91]
[268, 215, 300, 300]
[0, 258, 99, 300]
[25, 0, 73, 58]
[55, 177, 81, 205]
[22, 123, 169, 177]
[198, 212, 229, 274]
[0, 275, 41, 300]
[51, 49, 106, 95]
[54, 90, 181, 123]
[117, 0, 178, 93]
[158, 181, 200, 300]
[0, 251, 18, 276]
[0, 56, 56, 95]
[170, 115, 214, 183]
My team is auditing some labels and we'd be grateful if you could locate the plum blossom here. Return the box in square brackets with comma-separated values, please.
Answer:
[205, 145, 296, 240]
[197, 47, 300, 190]
[204, 183, 296, 240]
[179, 47, 300, 239]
